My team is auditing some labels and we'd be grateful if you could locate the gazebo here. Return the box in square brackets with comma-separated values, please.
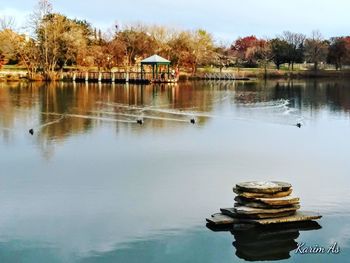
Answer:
[140, 54, 171, 80]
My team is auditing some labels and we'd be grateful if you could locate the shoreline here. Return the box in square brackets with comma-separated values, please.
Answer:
[3, 69, 350, 83]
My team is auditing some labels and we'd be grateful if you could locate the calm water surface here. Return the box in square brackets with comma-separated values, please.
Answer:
[0, 80, 350, 262]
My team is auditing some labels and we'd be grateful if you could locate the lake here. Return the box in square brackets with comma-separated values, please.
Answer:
[0, 79, 349, 262]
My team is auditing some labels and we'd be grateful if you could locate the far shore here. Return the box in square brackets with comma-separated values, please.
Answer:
[2, 66, 350, 83]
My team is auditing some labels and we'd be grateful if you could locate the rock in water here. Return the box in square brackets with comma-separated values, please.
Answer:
[236, 181, 292, 194]
[233, 187, 292, 198]
[206, 181, 321, 228]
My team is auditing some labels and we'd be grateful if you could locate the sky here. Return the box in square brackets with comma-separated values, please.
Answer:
[0, 0, 349, 43]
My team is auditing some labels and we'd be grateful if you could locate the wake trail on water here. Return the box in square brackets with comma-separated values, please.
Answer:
[40, 112, 135, 124]
[91, 110, 190, 123]
[97, 104, 226, 120]
[68, 114, 135, 123]
[237, 99, 290, 110]
[95, 100, 306, 126]
[96, 102, 198, 116]
[96, 102, 143, 111]
[0, 127, 14, 132]
[93, 108, 276, 124]
[36, 115, 65, 129]
[28, 97, 306, 127]
[97, 99, 291, 114]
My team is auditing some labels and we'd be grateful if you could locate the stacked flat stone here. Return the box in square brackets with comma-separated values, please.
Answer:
[207, 181, 321, 225]
[228, 181, 299, 219]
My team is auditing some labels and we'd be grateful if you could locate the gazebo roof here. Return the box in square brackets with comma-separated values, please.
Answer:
[141, 54, 170, 65]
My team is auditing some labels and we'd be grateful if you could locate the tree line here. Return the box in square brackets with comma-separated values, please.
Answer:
[230, 31, 350, 72]
[1, 0, 350, 80]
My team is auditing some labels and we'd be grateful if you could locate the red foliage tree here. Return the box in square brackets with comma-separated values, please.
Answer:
[327, 36, 350, 70]
[231, 36, 261, 66]
[232, 36, 259, 53]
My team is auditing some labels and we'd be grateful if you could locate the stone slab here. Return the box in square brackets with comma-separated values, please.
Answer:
[234, 200, 286, 209]
[233, 187, 292, 198]
[206, 211, 321, 225]
[220, 208, 296, 219]
[236, 181, 292, 194]
[238, 211, 322, 225]
[233, 204, 300, 215]
[235, 196, 300, 207]
[206, 213, 238, 225]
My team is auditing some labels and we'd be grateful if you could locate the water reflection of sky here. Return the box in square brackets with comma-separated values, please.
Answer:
[0, 80, 350, 262]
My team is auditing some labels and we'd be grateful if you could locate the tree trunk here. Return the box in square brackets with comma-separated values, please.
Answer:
[192, 63, 196, 76]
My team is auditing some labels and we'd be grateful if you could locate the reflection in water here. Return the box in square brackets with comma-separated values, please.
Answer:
[1, 79, 350, 151]
[1, 80, 350, 262]
[207, 221, 322, 261]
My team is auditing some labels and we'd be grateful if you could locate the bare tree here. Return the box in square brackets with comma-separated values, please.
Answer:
[282, 31, 306, 70]
[0, 16, 16, 30]
[29, 0, 53, 30]
[304, 30, 329, 70]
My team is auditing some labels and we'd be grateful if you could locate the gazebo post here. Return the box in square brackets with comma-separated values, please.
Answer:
[152, 64, 155, 79]
[167, 64, 170, 80]
[141, 64, 143, 79]
[156, 64, 158, 79]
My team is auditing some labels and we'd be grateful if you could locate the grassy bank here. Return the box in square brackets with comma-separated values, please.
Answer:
[192, 67, 350, 80]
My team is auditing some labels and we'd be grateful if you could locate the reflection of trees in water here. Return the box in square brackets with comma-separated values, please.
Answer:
[0, 82, 41, 143]
[0, 84, 13, 142]
[39, 82, 94, 142]
[0, 81, 222, 155]
[207, 221, 321, 261]
[2, 80, 350, 155]
[325, 81, 350, 112]
[233, 79, 350, 115]
[273, 80, 350, 113]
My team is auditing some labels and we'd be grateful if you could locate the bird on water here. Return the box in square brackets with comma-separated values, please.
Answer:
[29, 129, 34, 135]
[296, 123, 302, 128]
[190, 118, 196, 124]
[137, 119, 143, 125]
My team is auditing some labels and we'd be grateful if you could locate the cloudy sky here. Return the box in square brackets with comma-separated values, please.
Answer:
[0, 0, 349, 43]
